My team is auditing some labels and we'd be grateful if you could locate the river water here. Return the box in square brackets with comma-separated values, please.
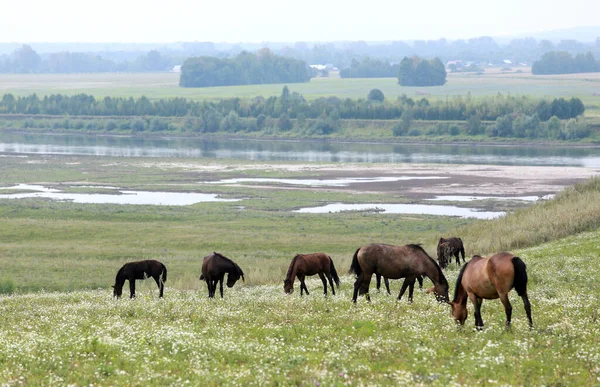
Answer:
[2, 132, 600, 167]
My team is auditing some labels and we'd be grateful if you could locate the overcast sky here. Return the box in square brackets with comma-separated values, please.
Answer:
[2, 0, 599, 43]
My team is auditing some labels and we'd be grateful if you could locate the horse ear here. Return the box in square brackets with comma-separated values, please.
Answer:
[111, 285, 115, 288]
[242, 274, 245, 283]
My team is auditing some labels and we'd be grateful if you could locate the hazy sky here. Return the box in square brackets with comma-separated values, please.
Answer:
[2, 0, 599, 43]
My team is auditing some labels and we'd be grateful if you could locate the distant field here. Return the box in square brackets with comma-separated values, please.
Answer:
[1, 70, 600, 110]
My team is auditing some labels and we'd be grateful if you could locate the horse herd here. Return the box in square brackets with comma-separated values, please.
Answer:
[112, 236, 533, 329]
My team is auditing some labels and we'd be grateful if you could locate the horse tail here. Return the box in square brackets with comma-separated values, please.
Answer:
[161, 264, 168, 284]
[329, 257, 340, 288]
[511, 257, 528, 296]
[349, 247, 362, 276]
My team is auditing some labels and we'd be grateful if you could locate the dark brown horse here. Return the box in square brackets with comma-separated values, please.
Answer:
[350, 243, 449, 303]
[284, 253, 340, 296]
[437, 237, 466, 268]
[376, 274, 423, 295]
[113, 259, 167, 299]
[449, 252, 533, 329]
[200, 252, 245, 298]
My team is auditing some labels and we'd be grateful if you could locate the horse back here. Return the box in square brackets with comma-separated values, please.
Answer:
[295, 253, 330, 275]
[357, 243, 423, 279]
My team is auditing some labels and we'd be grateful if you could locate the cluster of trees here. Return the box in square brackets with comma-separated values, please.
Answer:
[0, 45, 175, 73]
[531, 51, 600, 74]
[339, 57, 399, 78]
[179, 49, 311, 87]
[397, 57, 446, 86]
[0, 90, 584, 124]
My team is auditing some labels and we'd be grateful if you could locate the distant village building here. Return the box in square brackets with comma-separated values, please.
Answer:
[172, 65, 182, 73]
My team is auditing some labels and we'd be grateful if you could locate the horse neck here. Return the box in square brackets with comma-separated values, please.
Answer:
[452, 280, 468, 305]
[285, 256, 301, 283]
[114, 272, 126, 289]
[422, 257, 444, 285]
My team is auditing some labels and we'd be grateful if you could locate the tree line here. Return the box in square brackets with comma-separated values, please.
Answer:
[0, 45, 176, 74]
[179, 49, 311, 87]
[531, 51, 600, 75]
[0, 90, 584, 124]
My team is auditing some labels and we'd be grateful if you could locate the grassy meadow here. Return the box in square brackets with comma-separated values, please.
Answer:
[2, 67, 600, 384]
[1, 152, 600, 384]
[1, 70, 600, 112]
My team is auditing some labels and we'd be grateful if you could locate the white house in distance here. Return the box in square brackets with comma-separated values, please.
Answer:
[172, 65, 182, 73]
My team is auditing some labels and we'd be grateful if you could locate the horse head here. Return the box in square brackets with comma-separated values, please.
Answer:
[227, 266, 244, 288]
[432, 281, 450, 303]
[112, 284, 123, 299]
[449, 301, 468, 325]
[283, 278, 294, 294]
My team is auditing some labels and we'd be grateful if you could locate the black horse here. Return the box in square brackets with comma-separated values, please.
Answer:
[437, 237, 466, 269]
[113, 259, 167, 299]
[200, 252, 245, 298]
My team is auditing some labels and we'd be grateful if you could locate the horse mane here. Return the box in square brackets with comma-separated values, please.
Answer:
[285, 254, 302, 282]
[213, 252, 243, 275]
[452, 260, 472, 303]
[408, 244, 448, 286]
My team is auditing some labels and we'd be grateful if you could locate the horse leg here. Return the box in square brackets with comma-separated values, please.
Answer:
[454, 252, 460, 266]
[219, 278, 224, 298]
[153, 276, 164, 298]
[376, 274, 382, 293]
[521, 292, 533, 328]
[299, 275, 309, 296]
[408, 279, 415, 303]
[352, 273, 363, 303]
[129, 279, 136, 299]
[472, 296, 484, 329]
[397, 279, 411, 301]
[325, 272, 336, 296]
[499, 292, 513, 329]
[384, 277, 391, 295]
[416, 276, 423, 290]
[318, 273, 328, 296]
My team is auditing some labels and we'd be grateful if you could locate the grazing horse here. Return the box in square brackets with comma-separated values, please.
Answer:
[350, 243, 449, 303]
[284, 253, 340, 296]
[376, 274, 423, 295]
[113, 259, 167, 299]
[437, 237, 466, 268]
[200, 252, 245, 298]
[449, 252, 533, 329]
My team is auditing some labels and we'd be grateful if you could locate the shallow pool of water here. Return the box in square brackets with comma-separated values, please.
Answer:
[205, 176, 448, 187]
[0, 184, 239, 206]
[425, 195, 554, 202]
[293, 202, 504, 219]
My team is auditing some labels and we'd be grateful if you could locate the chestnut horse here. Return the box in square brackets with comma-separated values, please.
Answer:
[200, 252, 245, 298]
[437, 237, 465, 269]
[113, 259, 167, 299]
[449, 252, 533, 329]
[284, 253, 340, 296]
[350, 243, 449, 303]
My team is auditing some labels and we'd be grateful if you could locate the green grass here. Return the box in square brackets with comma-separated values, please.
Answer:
[1, 152, 600, 384]
[0, 231, 598, 385]
[1, 70, 600, 109]
[453, 176, 600, 255]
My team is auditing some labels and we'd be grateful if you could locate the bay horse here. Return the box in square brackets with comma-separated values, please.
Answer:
[200, 252, 245, 298]
[449, 252, 533, 329]
[284, 253, 340, 296]
[376, 274, 423, 295]
[437, 237, 465, 268]
[350, 243, 449, 303]
[112, 259, 167, 299]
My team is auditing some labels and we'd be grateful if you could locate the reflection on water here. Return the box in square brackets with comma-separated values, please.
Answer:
[1, 132, 600, 166]
[205, 176, 448, 187]
[293, 203, 504, 219]
[0, 184, 239, 206]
